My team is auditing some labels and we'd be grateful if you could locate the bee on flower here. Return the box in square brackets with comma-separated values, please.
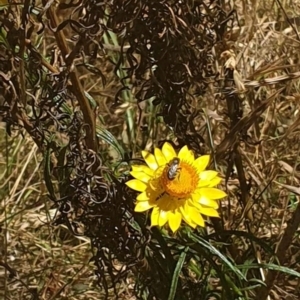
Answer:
[166, 157, 181, 181]
[126, 142, 226, 232]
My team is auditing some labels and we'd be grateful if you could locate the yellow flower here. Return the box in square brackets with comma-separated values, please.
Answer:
[126, 142, 226, 232]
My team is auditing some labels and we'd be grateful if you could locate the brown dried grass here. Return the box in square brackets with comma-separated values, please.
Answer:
[2, 0, 300, 299]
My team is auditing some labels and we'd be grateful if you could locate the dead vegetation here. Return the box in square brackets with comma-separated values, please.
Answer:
[1, 0, 300, 299]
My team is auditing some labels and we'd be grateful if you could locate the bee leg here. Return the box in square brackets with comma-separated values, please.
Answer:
[176, 167, 182, 180]
[155, 191, 166, 201]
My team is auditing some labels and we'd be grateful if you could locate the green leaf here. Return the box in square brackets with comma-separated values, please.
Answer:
[168, 247, 189, 300]
[84, 91, 97, 109]
[188, 232, 247, 281]
[44, 142, 56, 200]
[207, 230, 274, 254]
[238, 263, 300, 277]
[96, 125, 125, 159]
[0, 27, 9, 48]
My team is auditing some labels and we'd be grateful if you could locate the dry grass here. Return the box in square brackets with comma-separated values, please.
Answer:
[0, 128, 138, 299]
[2, 0, 300, 299]
[0, 127, 110, 299]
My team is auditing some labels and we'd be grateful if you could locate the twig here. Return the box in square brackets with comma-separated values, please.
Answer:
[18, 0, 31, 105]
[41, 0, 97, 152]
[256, 199, 300, 299]
[275, 0, 300, 41]
[228, 70, 300, 94]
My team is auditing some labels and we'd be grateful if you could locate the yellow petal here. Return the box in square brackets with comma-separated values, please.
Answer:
[198, 172, 221, 187]
[208, 177, 222, 187]
[180, 203, 193, 223]
[200, 207, 220, 217]
[135, 201, 154, 212]
[199, 170, 218, 181]
[191, 191, 203, 204]
[190, 199, 219, 219]
[199, 188, 227, 199]
[130, 171, 151, 183]
[198, 195, 219, 209]
[126, 179, 147, 192]
[136, 192, 150, 201]
[189, 198, 203, 208]
[168, 210, 182, 232]
[198, 180, 212, 187]
[162, 142, 177, 161]
[180, 205, 197, 228]
[189, 221, 197, 228]
[151, 207, 160, 226]
[131, 165, 154, 176]
[154, 148, 167, 166]
[189, 208, 205, 227]
[178, 145, 194, 163]
[142, 151, 158, 170]
[194, 155, 210, 172]
[158, 210, 169, 226]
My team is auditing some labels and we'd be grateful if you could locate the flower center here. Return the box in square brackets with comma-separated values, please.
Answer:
[161, 161, 199, 198]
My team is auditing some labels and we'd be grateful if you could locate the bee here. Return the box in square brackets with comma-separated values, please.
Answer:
[166, 157, 181, 180]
